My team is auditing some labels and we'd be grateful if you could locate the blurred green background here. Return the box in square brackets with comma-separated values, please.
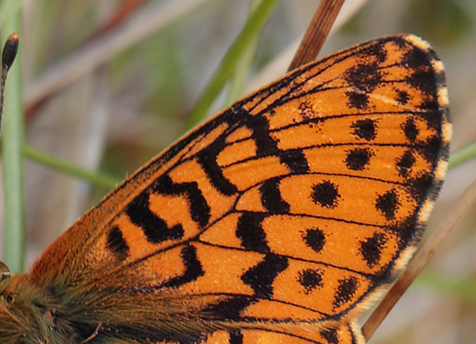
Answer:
[0, 0, 475, 343]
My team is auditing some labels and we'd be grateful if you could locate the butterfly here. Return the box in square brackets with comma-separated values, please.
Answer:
[0, 34, 451, 344]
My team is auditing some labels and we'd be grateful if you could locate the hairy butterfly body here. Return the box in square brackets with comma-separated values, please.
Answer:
[0, 34, 450, 344]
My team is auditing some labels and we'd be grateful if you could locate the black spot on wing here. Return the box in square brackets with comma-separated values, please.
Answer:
[298, 100, 316, 120]
[396, 150, 416, 178]
[162, 244, 204, 288]
[311, 181, 340, 208]
[351, 118, 377, 141]
[153, 174, 210, 227]
[394, 88, 410, 105]
[346, 91, 369, 110]
[279, 149, 309, 174]
[406, 172, 433, 204]
[345, 148, 373, 171]
[298, 268, 324, 294]
[344, 63, 383, 93]
[303, 227, 326, 254]
[260, 179, 290, 214]
[417, 135, 443, 164]
[126, 191, 184, 243]
[106, 225, 129, 260]
[344, 62, 383, 110]
[375, 189, 400, 221]
[359, 232, 388, 268]
[402, 118, 419, 142]
[333, 276, 360, 310]
[241, 253, 288, 299]
[236, 212, 269, 252]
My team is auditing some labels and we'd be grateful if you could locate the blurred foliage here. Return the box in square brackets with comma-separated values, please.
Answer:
[403, 0, 473, 45]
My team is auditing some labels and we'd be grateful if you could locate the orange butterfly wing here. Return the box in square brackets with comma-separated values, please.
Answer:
[25, 34, 450, 344]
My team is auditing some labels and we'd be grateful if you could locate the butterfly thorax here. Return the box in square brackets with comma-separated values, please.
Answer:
[0, 273, 62, 343]
[0, 271, 230, 343]
[0, 273, 122, 343]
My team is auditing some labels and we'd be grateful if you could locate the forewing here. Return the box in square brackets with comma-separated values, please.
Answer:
[30, 35, 450, 344]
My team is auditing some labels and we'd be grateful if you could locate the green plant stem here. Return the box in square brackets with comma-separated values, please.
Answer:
[448, 141, 476, 170]
[1, 8, 24, 272]
[23, 145, 120, 190]
[224, 0, 262, 106]
[0, 0, 27, 27]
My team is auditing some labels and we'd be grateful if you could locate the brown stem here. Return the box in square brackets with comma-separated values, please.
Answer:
[288, 0, 345, 71]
